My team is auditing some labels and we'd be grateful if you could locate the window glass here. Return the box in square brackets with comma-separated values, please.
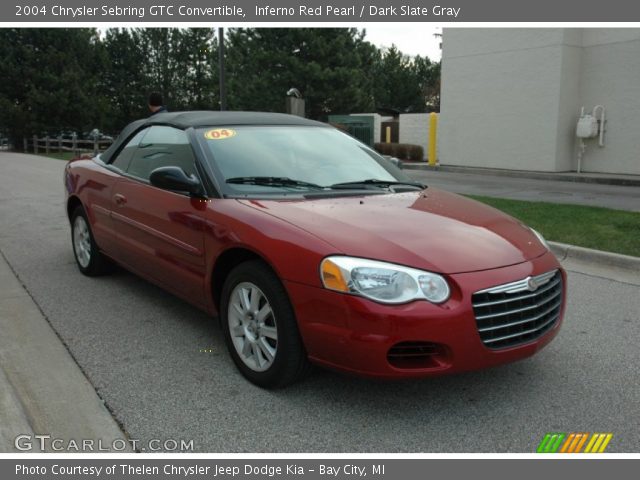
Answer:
[199, 126, 399, 193]
[126, 126, 196, 181]
[111, 128, 147, 171]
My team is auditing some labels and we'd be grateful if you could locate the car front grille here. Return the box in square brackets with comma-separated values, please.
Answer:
[472, 270, 563, 349]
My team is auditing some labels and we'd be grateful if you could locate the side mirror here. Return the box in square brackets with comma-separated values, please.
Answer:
[389, 156, 403, 169]
[149, 166, 201, 195]
[382, 155, 403, 169]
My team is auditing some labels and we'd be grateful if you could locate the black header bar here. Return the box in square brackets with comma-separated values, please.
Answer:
[5, 0, 640, 23]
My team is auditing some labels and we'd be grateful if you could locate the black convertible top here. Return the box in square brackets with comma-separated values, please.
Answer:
[101, 111, 329, 164]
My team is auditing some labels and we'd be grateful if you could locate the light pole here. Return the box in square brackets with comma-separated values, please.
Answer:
[218, 27, 227, 111]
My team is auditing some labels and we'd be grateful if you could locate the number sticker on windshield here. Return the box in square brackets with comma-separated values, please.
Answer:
[204, 128, 236, 140]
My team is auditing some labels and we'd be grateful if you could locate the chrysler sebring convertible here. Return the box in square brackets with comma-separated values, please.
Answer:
[64, 111, 566, 387]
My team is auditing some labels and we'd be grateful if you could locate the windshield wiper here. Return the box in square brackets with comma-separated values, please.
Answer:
[329, 179, 426, 190]
[226, 176, 325, 190]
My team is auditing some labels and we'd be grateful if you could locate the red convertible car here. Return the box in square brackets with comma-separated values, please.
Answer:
[65, 111, 566, 387]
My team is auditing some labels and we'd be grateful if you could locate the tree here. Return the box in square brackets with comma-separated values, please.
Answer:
[371, 45, 424, 112]
[225, 28, 376, 118]
[101, 28, 218, 131]
[171, 28, 218, 110]
[101, 28, 149, 131]
[0, 28, 103, 146]
[414, 56, 441, 111]
[137, 28, 181, 108]
[0, 27, 439, 146]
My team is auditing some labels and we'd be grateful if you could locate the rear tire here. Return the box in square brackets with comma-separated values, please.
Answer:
[71, 206, 113, 276]
[220, 260, 311, 388]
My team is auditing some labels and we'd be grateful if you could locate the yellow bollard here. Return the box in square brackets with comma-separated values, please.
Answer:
[385, 126, 391, 143]
[428, 112, 438, 165]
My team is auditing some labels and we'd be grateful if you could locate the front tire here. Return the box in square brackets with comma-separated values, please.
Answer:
[220, 260, 310, 388]
[71, 206, 112, 276]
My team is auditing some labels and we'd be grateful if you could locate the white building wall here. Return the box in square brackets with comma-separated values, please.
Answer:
[553, 30, 583, 172]
[398, 113, 438, 160]
[577, 30, 640, 174]
[348, 113, 438, 160]
[440, 29, 568, 172]
[440, 28, 640, 175]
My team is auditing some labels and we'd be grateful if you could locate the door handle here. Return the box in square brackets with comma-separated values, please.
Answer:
[113, 193, 127, 206]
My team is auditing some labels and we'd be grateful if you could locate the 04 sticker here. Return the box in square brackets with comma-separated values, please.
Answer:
[204, 128, 236, 140]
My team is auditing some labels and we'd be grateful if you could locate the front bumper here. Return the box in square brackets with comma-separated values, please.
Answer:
[286, 250, 566, 378]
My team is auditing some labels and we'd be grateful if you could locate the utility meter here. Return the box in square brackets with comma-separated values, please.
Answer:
[576, 114, 599, 138]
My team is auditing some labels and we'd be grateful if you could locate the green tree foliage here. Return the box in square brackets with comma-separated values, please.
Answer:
[101, 28, 149, 130]
[138, 28, 181, 107]
[372, 46, 440, 112]
[372, 45, 420, 112]
[414, 56, 441, 111]
[101, 28, 218, 131]
[0, 28, 103, 144]
[0, 28, 440, 147]
[172, 28, 218, 110]
[225, 28, 377, 117]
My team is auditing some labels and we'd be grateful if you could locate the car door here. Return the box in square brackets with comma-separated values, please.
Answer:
[85, 128, 148, 256]
[111, 125, 207, 307]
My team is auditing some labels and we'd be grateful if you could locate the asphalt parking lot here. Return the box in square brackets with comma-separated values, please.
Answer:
[406, 168, 640, 212]
[1, 152, 639, 452]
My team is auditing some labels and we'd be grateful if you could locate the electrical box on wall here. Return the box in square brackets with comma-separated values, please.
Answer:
[575, 105, 606, 174]
[576, 114, 599, 138]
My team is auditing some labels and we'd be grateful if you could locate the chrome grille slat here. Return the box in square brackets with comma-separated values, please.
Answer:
[483, 313, 560, 344]
[473, 277, 561, 308]
[475, 286, 562, 320]
[472, 270, 563, 349]
[477, 298, 562, 333]
[476, 269, 557, 295]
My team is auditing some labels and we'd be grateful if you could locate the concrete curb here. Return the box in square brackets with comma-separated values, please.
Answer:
[401, 163, 640, 187]
[0, 252, 131, 453]
[549, 241, 640, 273]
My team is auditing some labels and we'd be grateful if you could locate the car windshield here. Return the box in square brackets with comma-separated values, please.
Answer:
[198, 125, 414, 196]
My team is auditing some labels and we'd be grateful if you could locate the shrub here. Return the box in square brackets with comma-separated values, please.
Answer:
[408, 144, 424, 161]
[374, 142, 391, 155]
[374, 142, 424, 161]
[394, 143, 408, 159]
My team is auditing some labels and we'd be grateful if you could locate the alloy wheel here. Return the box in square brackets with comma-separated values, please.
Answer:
[73, 215, 92, 268]
[227, 282, 278, 372]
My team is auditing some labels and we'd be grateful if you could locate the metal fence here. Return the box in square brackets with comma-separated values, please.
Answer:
[327, 115, 374, 146]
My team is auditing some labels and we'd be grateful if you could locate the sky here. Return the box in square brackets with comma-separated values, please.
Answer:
[362, 26, 442, 60]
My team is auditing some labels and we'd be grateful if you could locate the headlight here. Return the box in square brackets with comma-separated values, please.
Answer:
[320, 256, 450, 305]
[530, 228, 549, 251]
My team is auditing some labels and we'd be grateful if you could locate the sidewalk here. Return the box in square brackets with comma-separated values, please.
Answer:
[402, 163, 640, 187]
[0, 253, 131, 452]
[404, 165, 640, 212]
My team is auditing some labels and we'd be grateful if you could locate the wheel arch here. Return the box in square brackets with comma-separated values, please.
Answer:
[211, 247, 276, 312]
[66, 195, 83, 223]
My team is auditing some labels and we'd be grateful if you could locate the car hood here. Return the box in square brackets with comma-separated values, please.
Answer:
[238, 188, 547, 274]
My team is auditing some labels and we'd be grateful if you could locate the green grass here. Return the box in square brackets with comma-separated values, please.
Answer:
[467, 195, 640, 257]
[38, 151, 77, 161]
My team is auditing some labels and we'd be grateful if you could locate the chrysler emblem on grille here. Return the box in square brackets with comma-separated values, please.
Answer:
[527, 277, 539, 291]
